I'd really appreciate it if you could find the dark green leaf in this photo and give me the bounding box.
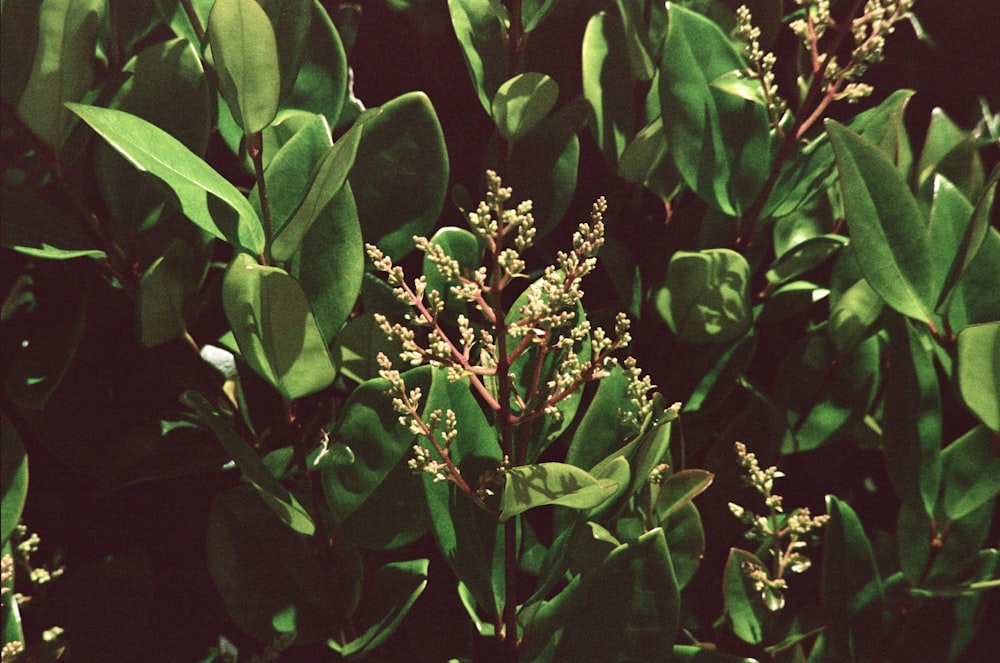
[653,469,713,523]
[956,322,1000,432]
[492,72,559,142]
[565,364,637,472]
[826,119,935,326]
[723,548,767,645]
[672,645,759,662]
[662,502,706,589]
[941,425,1000,519]
[659,4,774,215]
[138,237,205,347]
[422,226,481,312]
[208,0,280,134]
[827,278,884,354]
[349,92,449,259]
[69,103,266,255]
[333,313,404,384]
[765,235,847,286]
[207,485,353,643]
[322,367,430,524]
[448,0,507,114]
[328,559,429,658]
[916,108,968,189]
[183,390,315,536]
[656,249,752,345]
[281,1,347,128]
[222,253,337,400]
[8,0,105,147]
[582,12,633,168]
[884,317,941,515]
[936,166,998,314]
[0,190,107,261]
[615,0,667,81]
[0,417,28,546]
[258,0,312,102]
[292,183,364,344]
[338,458,430,550]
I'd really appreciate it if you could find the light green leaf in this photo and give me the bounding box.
[1,417,28,546]
[826,119,935,326]
[208,0,281,135]
[222,253,337,400]
[582,12,633,168]
[956,322,1000,432]
[941,425,1000,520]
[500,462,619,521]
[68,103,265,255]
[656,249,752,345]
[349,92,449,260]
[422,226,481,312]
[270,109,375,261]
[11,0,105,148]
[492,72,559,142]
[183,391,315,536]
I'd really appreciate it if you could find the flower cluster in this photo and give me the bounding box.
[728,442,829,611]
[1,526,65,663]
[736,5,787,129]
[367,171,655,503]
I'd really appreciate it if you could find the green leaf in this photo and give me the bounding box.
[723,548,767,645]
[826,119,935,326]
[615,0,667,81]
[618,116,683,201]
[337,458,430,550]
[884,317,941,515]
[448,0,507,114]
[916,108,968,189]
[500,462,618,521]
[653,469,714,523]
[293,183,365,344]
[138,237,204,347]
[0,190,107,261]
[349,92,449,259]
[672,645,759,662]
[659,4,774,215]
[662,502,706,590]
[1,538,24,651]
[422,226,482,312]
[270,109,374,261]
[207,485,354,644]
[827,278,884,354]
[956,322,1000,432]
[941,425,1000,520]
[565,364,638,471]
[936,167,998,314]
[582,12,633,168]
[333,313,404,384]
[327,559,429,658]
[821,495,886,662]
[68,103,265,255]
[322,367,431,524]
[182,390,315,536]
[208,0,280,135]
[258,0,312,103]
[281,1,347,129]
[656,249,752,345]
[8,0,105,148]
[946,227,1000,330]
[1,417,28,546]
[765,235,847,286]
[222,253,337,400]
[492,72,559,142]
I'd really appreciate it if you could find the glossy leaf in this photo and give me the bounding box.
[656,249,752,345]
[328,559,429,658]
[208,0,280,135]
[281,1,347,128]
[653,469,714,523]
[322,367,431,524]
[659,4,773,215]
[69,103,266,255]
[500,462,618,521]
[349,92,449,259]
[828,278,884,354]
[765,235,847,286]
[222,253,337,400]
[0,417,28,546]
[448,0,507,114]
[821,495,886,662]
[884,317,941,515]
[422,226,481,312]
[207,485,352,643]
[492,72,559,142]
[270,109,373,261]
[10,0,105,148]
[582,11,633,168]
[941,425,1000,520]
[182,390,315,536]
[956,322,1000,432]
[723,548,767,645]
[826,119,935,326]
[293,183,365,344]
